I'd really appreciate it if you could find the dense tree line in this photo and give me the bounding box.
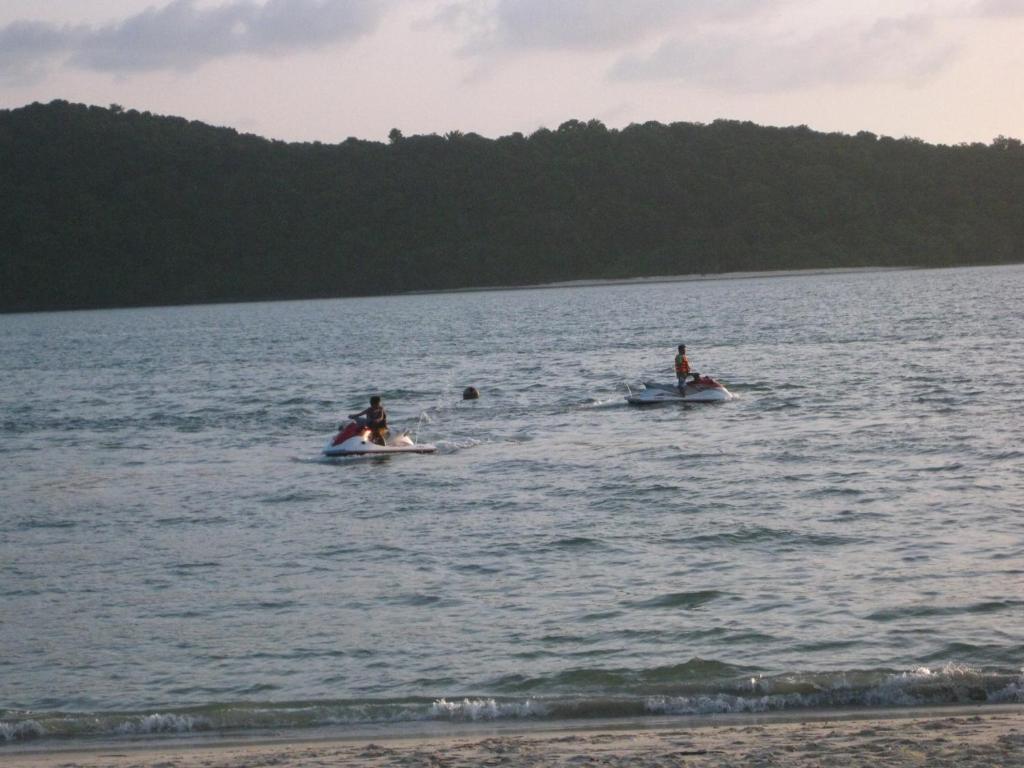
[2,100,1023,312]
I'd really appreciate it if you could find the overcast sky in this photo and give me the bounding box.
[1,0,1022,145]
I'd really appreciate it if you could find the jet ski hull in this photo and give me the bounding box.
[625,379,734,404]
[323,441,437,456]
[323,423,436,456]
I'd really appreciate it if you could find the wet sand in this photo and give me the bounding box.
[4,707,1023,767]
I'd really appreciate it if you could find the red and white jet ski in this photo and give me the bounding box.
[323,421,436,457]
[625,376,735,404]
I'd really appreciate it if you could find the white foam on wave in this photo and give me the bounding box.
[579,396,623,409]
[0,719,45,742]
[647,664,1024,715]
[646,693,790,716]
[115,713,211,735]
[990,678,1024,703]
[435,437,484,451]
[429,698,546,720]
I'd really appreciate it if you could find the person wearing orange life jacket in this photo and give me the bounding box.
[674,344,700,391]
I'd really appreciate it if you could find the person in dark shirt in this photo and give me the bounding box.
[348,395,388,445]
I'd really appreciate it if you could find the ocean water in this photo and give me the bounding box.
[2,265,1023,745]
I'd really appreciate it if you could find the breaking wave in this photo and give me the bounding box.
[3,663,1021,745]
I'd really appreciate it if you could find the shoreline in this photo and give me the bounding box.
[405,265,916,296]
[4,705,1023,767]
[9,263,1017,314]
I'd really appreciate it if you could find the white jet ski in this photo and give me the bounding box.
[625,376,735,405]
[323,421,436,456]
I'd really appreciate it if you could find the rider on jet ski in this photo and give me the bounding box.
[674,345,699,391]
[348,395,388,445]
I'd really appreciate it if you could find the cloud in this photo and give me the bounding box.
[973,0,1024,15]
[0,20,86,83]
[437,0,767,53]
[0,0,383,78]
[611,14,958,91]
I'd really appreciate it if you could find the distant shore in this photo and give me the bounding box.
[408,265,915,296]
[4,706,1022,767]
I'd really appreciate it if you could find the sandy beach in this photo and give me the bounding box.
[4,708,1023,768]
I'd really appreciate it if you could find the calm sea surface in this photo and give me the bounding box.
[2,265,1023,744]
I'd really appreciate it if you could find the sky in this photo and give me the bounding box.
[1,0,1023,145]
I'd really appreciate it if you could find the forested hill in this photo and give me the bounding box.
[3,100,1024,312]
